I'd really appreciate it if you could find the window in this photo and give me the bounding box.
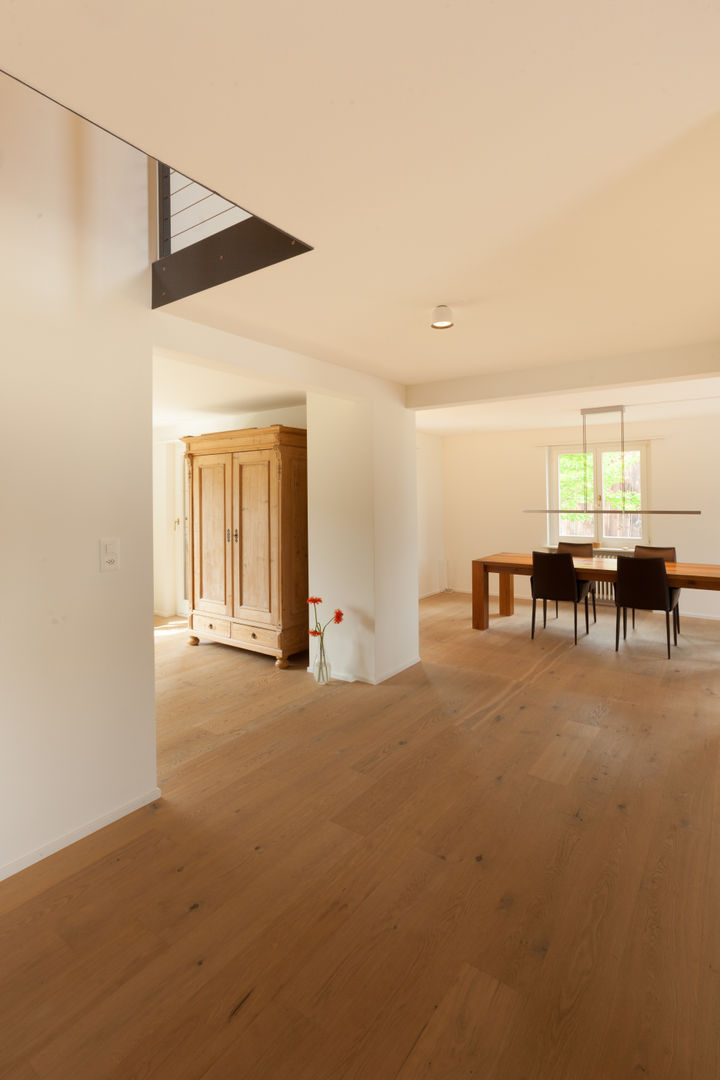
[547,442,649,547]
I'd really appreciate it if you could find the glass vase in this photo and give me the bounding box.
[313,639,331,684]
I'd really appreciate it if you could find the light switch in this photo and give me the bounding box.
[100,537,120,572]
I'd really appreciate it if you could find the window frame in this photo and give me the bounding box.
[547,440,650,548]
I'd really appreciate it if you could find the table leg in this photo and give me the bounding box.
[472,561,489,630]
[499,572,515,616]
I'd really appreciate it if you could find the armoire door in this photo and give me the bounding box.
[192,454,233,617]
[232,449,279,625]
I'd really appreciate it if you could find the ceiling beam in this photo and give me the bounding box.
[406,341,720,410]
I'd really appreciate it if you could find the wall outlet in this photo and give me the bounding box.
[100,537,120,572]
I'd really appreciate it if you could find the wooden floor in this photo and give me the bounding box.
[3,595,720,1079]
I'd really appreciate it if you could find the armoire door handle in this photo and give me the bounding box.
[226,528,231,542]
[234,529,239,542]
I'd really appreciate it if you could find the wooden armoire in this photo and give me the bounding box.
[182,426,308,667]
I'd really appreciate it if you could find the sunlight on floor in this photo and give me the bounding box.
[153,618,188,638]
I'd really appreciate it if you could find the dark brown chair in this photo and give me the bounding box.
[557,541,597,624]
[531,551,591,645]
[614,555,680,659]
[633,545,680,635]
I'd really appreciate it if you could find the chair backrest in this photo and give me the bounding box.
[531,551,578,602]
[557,541,594,557]
[634,544,677,563]
[615,555,670,610]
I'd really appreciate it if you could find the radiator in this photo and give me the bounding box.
[594,552,616,602]
[594,547,634,603]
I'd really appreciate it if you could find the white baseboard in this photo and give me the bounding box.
[0,787,162,883]
[372,656,422,684]
[353,656,421,685]
[306,665,358,683]
[305,656,422,686]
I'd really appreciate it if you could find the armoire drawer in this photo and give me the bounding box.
[231,623,281,650]
[192,615,231,638]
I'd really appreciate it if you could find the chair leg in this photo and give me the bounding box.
[632,607,635,629]
[584,593,589,635]
[623,607,627,639]
[531,597,536,639]
[675,606,680,635]
[591,588,596,623]
[673,608,678,646]
[573,603,578,645]
[543,599,547,628]
[615,606,620,651]
[555,601,559,620]
[665,610,671,659]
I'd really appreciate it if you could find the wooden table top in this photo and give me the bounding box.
[473,553,720,591]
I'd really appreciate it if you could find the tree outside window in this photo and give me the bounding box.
[552,443,647,546]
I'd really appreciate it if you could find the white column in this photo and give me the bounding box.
[307,392,419,683]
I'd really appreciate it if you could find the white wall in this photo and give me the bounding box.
[153,403,308,446]
[307,392,419,683]
[152,316,421,683]
[372,399,420,681]
[152,441,179,617]
[416,431,447,597]
[442,429,548,599]
[438,415,720,617]
[154,385,420,679]
[306,394,376,681]
[0,78,158,879]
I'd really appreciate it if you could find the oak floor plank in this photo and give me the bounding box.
[1,918,163,1076]
[586,730,720,1079]
[280,852,497,1080]
[3,1065,41,1080]
[394,962,520,1079]
[332,741,478,839]
[527,719,599,785]
[0,804,167,918]
[30,821,359,1079]
[690,748,720,1080]
[489,735,675,1079]
[196,999,327,1080]
[2,599,720,1079]
[99,822,360,1080]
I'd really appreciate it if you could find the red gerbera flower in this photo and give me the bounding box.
[333,610,344,624]
[308,628,321,636]
[307,596,322,605]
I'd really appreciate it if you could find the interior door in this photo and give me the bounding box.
[232,449,279,625]
[192,453,233,617]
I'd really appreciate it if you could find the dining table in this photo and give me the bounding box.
[472,552,720,630]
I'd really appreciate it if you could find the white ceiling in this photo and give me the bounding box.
[153,350,720,436]
[153,349,305,430]
[414,376,720,434]
[3,0,720,393]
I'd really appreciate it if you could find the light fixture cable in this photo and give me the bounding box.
[524,404,700,516]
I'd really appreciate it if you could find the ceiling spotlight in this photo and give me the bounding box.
[430,305,453,330]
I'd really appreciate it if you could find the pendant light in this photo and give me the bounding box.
[524,404,700,516]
